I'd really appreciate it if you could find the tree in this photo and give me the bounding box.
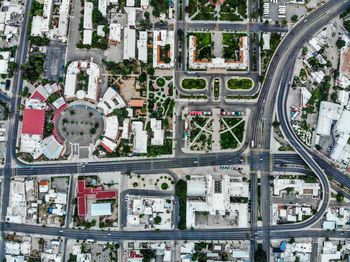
[336,39,346,49]
[7,61,17,77]
[140,249,155,262]
[161,182,168,190]
[176,180,187,230]
[330,92,338,103]
[272,121,280,128]
[138,72,147,83]
[20,86,29,97]
[29,36,50,46]
[291,15,298,23]
[336,192,344,202]
[31,0,44,16]
[154,216,162,224]
[254,244,267,262]
[344,20,350,33]
[92,8,107,26]
[112,108,128,119]
[21,53,46,83]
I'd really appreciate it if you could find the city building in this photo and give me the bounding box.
[6,178,27,223]
[153,30,175,68]
[98,0,107,17]
[150,118,164,146]
[315,101,342,136]
[126,7,136,27]
[272,204,313,224]
[131,121,147,154]
[276,241,312,262]
[56,0,70,41]
[0,51,11,74]
[323,207,350,230]
[321,241,341,262]
[126,195,174,229]
[100,137,118,153]
[273,178,320,197]
[19,99,47,159]
[124,27,136,60]
[104,115,119,141]
[188,33,248,70]
[186,174,249,228]
[180,241,250,262]
[31,0,53,36]
[64,60,101,102]
[137,31,148,63]
[77,179,117,218]
[97,87,126,115]
[109,23,122,44]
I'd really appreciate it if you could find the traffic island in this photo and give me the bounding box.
[226,77,254,90]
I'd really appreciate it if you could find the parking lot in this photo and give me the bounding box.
[44,41,66,81]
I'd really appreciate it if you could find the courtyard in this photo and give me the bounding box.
[57,104,104,146]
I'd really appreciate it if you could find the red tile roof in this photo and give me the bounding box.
[77,180,117,217]
[22,109,46,136]
[39,180,49,186]
[30,90,46,102]
[128,99,145,107]
[101,141,113,153]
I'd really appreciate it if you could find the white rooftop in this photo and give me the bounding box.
[316,101,342,136]
[104,115,119,141]
[83,2,93,30]
[137,31,148,63]
[91,203,112,216]
[109,23,121,43]
[123,27,136,60]
[132,121,147,154]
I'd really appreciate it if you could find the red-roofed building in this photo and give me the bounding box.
[22,109,46,136]
[128,99,145,108]
[129,251,143,259]
[77,180,117,218]
[101,142,113,153]
[30,90,46,102]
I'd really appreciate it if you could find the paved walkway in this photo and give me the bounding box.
[213,31,222,58]
[212,108,221,151]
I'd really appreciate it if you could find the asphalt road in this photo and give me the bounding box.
[0,0,32,259]
[2,222,350,241]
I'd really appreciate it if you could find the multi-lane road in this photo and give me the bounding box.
[2,222,350,241]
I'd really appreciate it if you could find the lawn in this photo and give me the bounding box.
[214,78,220,98]
[148,77,175,118]
[188,0,247,21]
[181,78,207,89]
[189,0,216,20]
[227,78,254,90]
[219,0,247,21]
[222,33,246,61]
[220,119,245,149]
[220,131,239,149]
[194,33,212,60]
[223,118,241,127]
